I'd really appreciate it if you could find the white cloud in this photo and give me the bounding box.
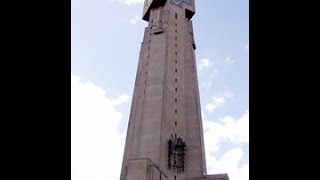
[203,110,249,153]
[112,0,144,6]
[206,70,218,91]
[225,56,235,64]
[203,110,249,180]
[198,58,212,71]
[71,75,129,180]
[112,94,130,106]
[129,16,140,24]
[206,96,225,112]
[206,89,234,113]
[206,148,249,180]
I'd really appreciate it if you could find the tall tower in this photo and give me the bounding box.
[120,1,228,180]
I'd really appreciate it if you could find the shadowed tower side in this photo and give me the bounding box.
[120,1,229,180]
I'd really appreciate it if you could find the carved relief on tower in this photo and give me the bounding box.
[168,135,186,173]
[150,7,169,35]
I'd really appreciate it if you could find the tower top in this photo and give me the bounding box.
[142,0,195,21]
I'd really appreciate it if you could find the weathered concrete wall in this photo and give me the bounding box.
[120,1,227,180]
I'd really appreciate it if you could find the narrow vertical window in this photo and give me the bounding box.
[175,121,177,126]
[175,52,177,55]
[175,29,177,33]
[175,109,177,114]
[175,44,177,47]
[175,23,177,26]
[175,60,177,64]
[175,36,177,40]
[175,88,177,92]
[175,69,177,73]
[175,98,177,103]
[175,78,177,82]
[175,13,178,19]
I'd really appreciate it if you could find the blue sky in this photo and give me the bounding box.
[71,0,248,180]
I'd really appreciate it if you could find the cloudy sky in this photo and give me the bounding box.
[71,0,248,180]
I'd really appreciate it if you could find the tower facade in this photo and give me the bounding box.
[120,1,228,180]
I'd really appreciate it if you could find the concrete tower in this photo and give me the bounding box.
[120,1,229,180]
